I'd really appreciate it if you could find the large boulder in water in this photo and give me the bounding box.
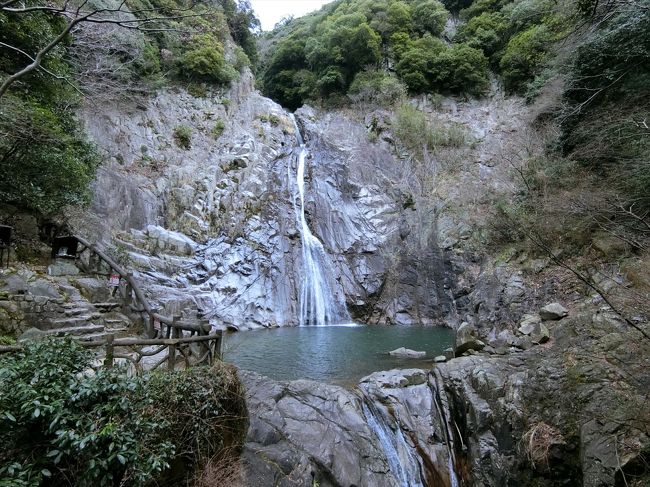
[389,347,426,358]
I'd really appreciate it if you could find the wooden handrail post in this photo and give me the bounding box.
[105,334,114,369]
[215,332,223,361]
[168,342,176,371]
[167,314,181,370]
[122,273,133,313]
[148,313,156,338]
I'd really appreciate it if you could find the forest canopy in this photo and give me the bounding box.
[257,0,570,109]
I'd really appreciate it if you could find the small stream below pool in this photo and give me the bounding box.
[222,325,454,385]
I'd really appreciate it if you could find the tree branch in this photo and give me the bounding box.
[0,3,202,99]
[0,41,83,96]
[0,10,92,98]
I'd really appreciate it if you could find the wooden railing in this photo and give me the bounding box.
[0,332,223,372]
[75,235,211,338]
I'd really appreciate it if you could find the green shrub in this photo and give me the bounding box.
[178,34,235,85]
[459,0,509,19]
[348,69,407,105]
[173,125,192,149]
[187,82,208,98]
[412,0,449,36]
[0,338,247,486]
[0,95,99,216]
[394,104,469,160]
[455,12,509,58]
[431,43,490,95]
[394,103,431,156]
[500,24,553,92]
[212,119,226,139]
[233,45,251,72]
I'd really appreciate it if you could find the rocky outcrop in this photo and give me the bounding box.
[240,308,649,487]
[240,371,399,487]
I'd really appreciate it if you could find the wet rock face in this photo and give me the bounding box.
[240,371,398,487]
[83,82,457,327]
[295,107,456,325]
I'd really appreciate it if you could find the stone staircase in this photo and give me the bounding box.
[42,299,129,341]
[0,267,136,343]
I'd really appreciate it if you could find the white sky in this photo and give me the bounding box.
[250,0,334,31]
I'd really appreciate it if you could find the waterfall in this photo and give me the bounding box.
[290,116,350,327]
[431,369,461,487]
[361,401,425,487]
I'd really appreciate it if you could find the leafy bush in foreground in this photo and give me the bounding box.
[0,338,247,486]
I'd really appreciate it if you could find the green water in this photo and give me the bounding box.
[222,325,454,385]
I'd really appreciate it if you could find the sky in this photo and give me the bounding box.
[250,0,334,31]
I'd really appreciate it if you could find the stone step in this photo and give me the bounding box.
[94,302,121,312]
[45,323,105,337]
[64,307,95,317]
[72,328,128,342]
[105,318,130,327]
[50,314,100,328]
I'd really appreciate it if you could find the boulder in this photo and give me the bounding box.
[530,322,550,344]
[497,329,519,346]
[443,347,455,360]
[540,303,568,321]
[434,355,447,363]
[388,347,426,358]
[2,274,28,293]
[18,327,47,342]
[455,321,485,354]
[504,274,526,304]
[71,277,111,303]
[28,279,61,299]
[47,260,80,276]
[518,313,541,335]
[240,371,398,487]
[592,231,629,257]
[146,225,197,256]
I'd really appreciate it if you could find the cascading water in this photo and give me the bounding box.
[290,116,350,326]
[361,401,425,487]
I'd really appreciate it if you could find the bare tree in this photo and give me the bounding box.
[0,0,197,99]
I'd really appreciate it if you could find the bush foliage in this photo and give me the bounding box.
[0,338,247,486]
[259,0,491,109]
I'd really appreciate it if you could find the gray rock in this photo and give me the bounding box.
[540,303,568,321]
[240,371,397,487]
[443,347,455,360]
[389,347,426,358]
[518,313,541,335]
[434,355,447,362]
[530,322,550,344]
[47,260,80,276]
[28,279,61,299]
[496,329,519,346]
[18,327,47,342]
[2,274,29,294]
[591,231,629,257]
[455,321,485,354]
[146,225,197,255]
[71,277,110,303]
